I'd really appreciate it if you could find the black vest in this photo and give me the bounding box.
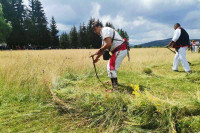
[174,28,190,48]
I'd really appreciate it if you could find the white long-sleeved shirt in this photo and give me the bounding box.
[172,27,181,42]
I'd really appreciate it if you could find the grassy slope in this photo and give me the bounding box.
[0,48,200,132]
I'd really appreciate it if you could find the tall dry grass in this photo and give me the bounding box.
[0,48,199,100]
[122,48,198,70]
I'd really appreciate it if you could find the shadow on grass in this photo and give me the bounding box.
[171,70,200,73]
[177,70,200,74]
[189,61,200,66]
[191,70,200,73]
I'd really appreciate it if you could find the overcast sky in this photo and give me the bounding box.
[23,0,200,45]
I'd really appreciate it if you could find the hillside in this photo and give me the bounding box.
[140,38,200,47]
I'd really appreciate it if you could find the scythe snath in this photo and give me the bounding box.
[90,55,108,90]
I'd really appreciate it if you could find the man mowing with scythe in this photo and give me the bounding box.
[165,23,192,73]
[91,21,129,92]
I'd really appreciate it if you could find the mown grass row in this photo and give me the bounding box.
[54,59,200,132]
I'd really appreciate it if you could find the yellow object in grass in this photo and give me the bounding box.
[134,85,140,92]
[131,84,140,97]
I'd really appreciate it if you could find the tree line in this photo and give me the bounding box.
[0,0,129,49]
[60,19,129,49]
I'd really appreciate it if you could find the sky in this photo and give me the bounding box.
[23,0,200,45]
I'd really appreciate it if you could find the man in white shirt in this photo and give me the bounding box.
[196,41,200,53]
[191,40,198,52]
[166,23,191,73]
[91,21,128,91]
[194,41,199,52]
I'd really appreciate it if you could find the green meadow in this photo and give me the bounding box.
[0,48,200,132]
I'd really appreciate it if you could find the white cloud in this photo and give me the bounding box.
[125,17,174,44]
[90,3,175,45]
[57,23,71,32]
[184,10,200,22]
[101,15,112,25]
[22,0,78,23]
[140,0,162,10]
[132,17,146,27]
[90,2,128,28]
[112,15,129,29]
[91,2,101,18]
[133,0,196,9]
[187,29,200,39]
[91,2,112,26]
[130,30,170,45]
[129,38,154,45]
[44,4,77,23]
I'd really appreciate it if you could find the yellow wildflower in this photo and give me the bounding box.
[132,91,140,97]
[134,85,140,92]
[132,91,137,95]
[130,84,134,89]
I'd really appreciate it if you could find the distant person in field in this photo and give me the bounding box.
[91,21,128,91]
[165,23,191,73]
[196,41,200,53]
[191,40,196,52]
[194,40,199,53]
[190,40,193,52]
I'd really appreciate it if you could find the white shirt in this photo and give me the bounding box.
[172,27,181,42]
[100,27,124,52]
[195,41,200,46]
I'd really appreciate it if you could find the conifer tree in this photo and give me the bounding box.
[1,0,26,48]
[117,28,129,42]
[0,3,12,43]
[0,0,14,23]
[23,6,33,48]
[69,26,78,48]
[60,32,70,49]
[79,23,87,48]
[29,0,50,48]
[50,16,59,48]
[105,22,114,29]
[87,18,101,48]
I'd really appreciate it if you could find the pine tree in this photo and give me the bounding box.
[124,31,129,41]
[23,6,33,48]
[117,28,129,44]
[0,0,15,23]
[79,23,87,48]
[3,0,27,48]
[29,0,50,48]
[0,3,12,43]
[60,32,70,49]
[69,26,78,48]
[105,22,114,29]
[50,16,59,48]
[87,18,101,48]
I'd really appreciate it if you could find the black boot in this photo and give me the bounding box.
[114,78,118,85]
[111,78,118,90]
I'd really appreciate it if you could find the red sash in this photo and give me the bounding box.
[110,43,127,70]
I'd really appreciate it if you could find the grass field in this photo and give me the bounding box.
[0,48,200,132]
